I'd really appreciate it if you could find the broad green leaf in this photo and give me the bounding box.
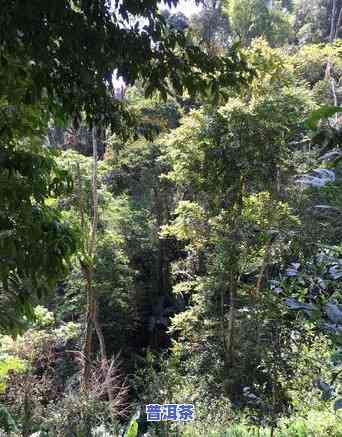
[125,420,138,437]
[305,106,342,130]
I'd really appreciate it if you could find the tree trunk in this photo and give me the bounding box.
[225,282,236,365]
[224,176,244,369]
[254,237,273,299]
[81,264,96,391]
[79,126,114,404]
[325,0,342,79]
[80,126,99,390]
[329,0,337,42]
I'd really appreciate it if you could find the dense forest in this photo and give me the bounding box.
[1,0,342,436]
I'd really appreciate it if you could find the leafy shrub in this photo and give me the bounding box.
[291,43,342,86]
[0,355,26,394]
[181,410,342,436]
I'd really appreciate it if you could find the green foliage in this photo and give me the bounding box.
[54,149,166,362]
[291,43,342,86]
[0,356,26,394]
[289,42,342,108]
[0,312,83,435]
[0,144,77,333]
[0,0,250,131]
[0,55,78,333]
[189,2,230,56]
[0,0,252,336]
[224,0,293,47]
[126,420,139,437]
[182,410,342,436]
[306,105,342,130]
[38,393,121,436]
[293,0,333,44]
[0,404,17,434]
[33,306,55,328]
[2,1,342,434]
[149,41,340,434]
[164,44,314,205]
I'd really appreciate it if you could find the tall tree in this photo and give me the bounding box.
[189,0,230,56]
[224,0,293,47]
[161,42,315,404]
[294,0,342,44]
